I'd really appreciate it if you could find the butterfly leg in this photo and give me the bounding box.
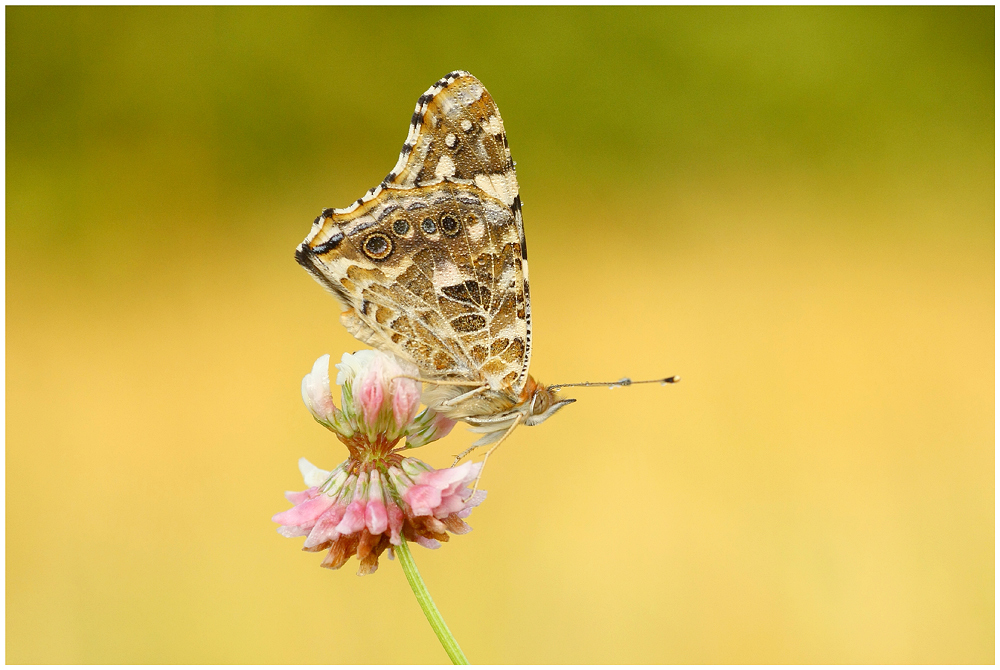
[463,417,522,501]
[451,442,481,467]
[452,414,520,466]
[438,384,490,409]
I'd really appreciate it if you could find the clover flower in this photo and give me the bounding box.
[273,351,486,575]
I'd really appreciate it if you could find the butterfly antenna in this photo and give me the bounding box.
[548,375,680,391]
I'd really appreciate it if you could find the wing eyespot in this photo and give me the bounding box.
[363,233,394,261]
[392,219,411,236]
[440,213,461,238]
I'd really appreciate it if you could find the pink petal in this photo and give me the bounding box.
[391,377,421,427]
[457,490,488,517]
[403,484,443,517]
[417,461,475,490]
[430,414,457,440]
[365,471,389,534]
[466,489,487,507]
[304,504,347,548]
[365,499,388,535]
[433,493,468,518]
[356,367,385,427]
[277,524,311,538]
[335,500,367,535]
[272,493,336,526]
[285,486,319,505]
[414,535,441,550]
[387,502,405,545]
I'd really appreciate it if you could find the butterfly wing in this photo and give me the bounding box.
[296,72,532,394]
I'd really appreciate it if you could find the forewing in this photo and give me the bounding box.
[296,71,532,393]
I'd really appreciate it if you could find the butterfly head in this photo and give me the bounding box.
[520,375,576,427]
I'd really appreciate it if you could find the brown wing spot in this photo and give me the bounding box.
[481,359,507,377]
[410,340,434,363]
[437,295,472,319]
[441,282,473,303]
[347,265,388,282]
[420,309,449,333]
[502,371,519,387]
[390,315,412,331]
[477,286,492,310]
[375,306,393,325]
[451,314,487,333]
[401,319,442,362]
[500,337,525,363]
[397,263,434,302]
[470,345,488,364]
[433,351,456,371]
[340,277,356,293]
[442,280,491,308]
[490,337,511,356]
[501,242,519,274]
[491,292,517,332]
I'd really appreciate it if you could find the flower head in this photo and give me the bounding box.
[274,351,480,575]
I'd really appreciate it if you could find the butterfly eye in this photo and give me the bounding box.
[363,233,393,261]
[440,214,462,238]
[421,217,437,234]
[392,219,410,236]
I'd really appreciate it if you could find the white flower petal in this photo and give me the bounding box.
[298,457,330,488]
[301,354,336,423]
[335,350,376,387]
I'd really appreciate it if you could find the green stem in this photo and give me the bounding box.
[395,541,470,665]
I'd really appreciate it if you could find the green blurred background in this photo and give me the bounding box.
[7,6,993,663]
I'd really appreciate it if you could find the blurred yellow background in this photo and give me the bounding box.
[7,7,993,664]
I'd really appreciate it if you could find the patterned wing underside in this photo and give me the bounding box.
[296,72,532,394]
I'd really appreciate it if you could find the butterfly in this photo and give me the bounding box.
[295,71,677,476]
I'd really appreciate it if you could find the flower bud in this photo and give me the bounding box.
[301,355,338,427]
